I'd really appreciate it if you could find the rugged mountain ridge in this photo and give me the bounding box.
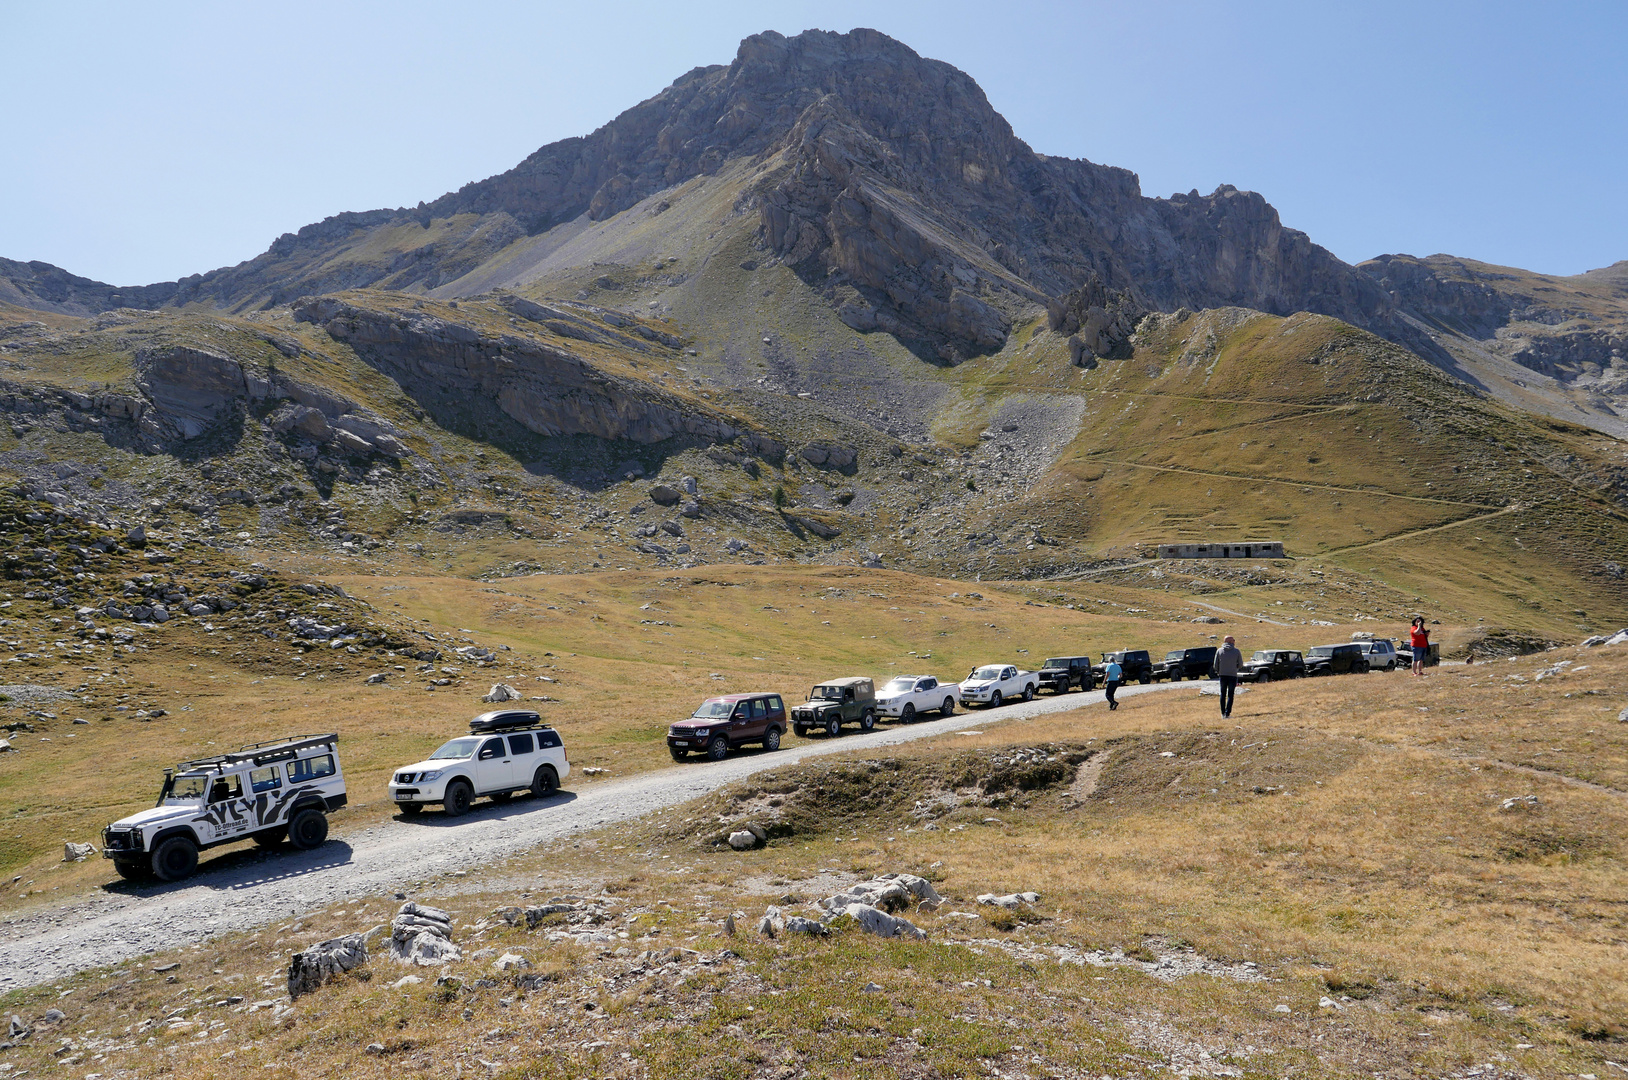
[2,29,1394,364]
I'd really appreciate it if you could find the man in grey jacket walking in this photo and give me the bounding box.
[1213,635,1242,719]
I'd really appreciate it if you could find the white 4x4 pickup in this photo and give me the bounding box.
[101,733,345,882]
[388,710,569,817]
[875,674,957,722]
[958,664,1036,708]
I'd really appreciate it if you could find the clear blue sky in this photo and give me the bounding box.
[4,0,1623,286]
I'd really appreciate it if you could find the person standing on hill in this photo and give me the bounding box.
[1213,635,1242,719]
[1410,617,1431,676]
[1104,657,1123,711]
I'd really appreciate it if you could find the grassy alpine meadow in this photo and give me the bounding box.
[0,557,1274,909]
[1,643,1623,1078]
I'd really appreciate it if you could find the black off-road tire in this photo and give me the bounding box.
[826,716,842,737]
[253,827,287,848]
[941,696,955,717]
[990,690,1003,709]
[1138,671,1151,685]
[150,836,199,882]
[860,709,876,732]
[443,781,474,817]
[399,802,425,815]
[531,765,559,798]
[669,746,689,762]
[706,735,729,761]
[1021,685,1034,702]
[793,725,807,738]
[1258,672,1272,684]
[901,703,916,724]
[287,808,329,850]
[1386,661,1397,672]
[112,859,149,882]
[764,727,782,751]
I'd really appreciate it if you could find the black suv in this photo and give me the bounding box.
[1151,647,1218,682]
[1240,649,1306,682]
[1037,656,1097,694]
[1093,650,1153,685]
[1305,643,1369,676]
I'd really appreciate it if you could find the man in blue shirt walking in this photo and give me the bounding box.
[1104,657,1123,711]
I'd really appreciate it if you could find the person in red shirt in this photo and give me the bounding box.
[1409,617,1431,676]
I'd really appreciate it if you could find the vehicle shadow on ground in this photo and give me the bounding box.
[97,840,359,897]
[392,789,579,825]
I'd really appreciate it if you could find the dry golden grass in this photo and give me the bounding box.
[3,645,1623,1078]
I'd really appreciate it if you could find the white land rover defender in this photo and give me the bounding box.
[388,710,569,817]
[101,734,346,882]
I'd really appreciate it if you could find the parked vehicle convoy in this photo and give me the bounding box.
[875,675,956,722]
[102,733,346,882]
[1305,643,1370,676]
[791,678,876,736]
[1036,656,1097,694]
[389,711,569,815]
[1353,639,1400,671]
[1093,650,1153,685]
[958,664,1037,708]
[669,693,787,758]
[1151,647,1218,682]
[1239,649,1306,682]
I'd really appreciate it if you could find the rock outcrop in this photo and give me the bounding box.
[293,297,739,446]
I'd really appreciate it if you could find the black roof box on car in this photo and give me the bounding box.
[469,710,547,733]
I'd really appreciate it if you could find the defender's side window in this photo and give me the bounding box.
[508,733,535,756]
[289,754,336,783]
[249,766,282,793]
[477,739,506,761]
[209,775,243,803]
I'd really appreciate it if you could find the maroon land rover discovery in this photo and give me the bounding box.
[667,693,786,762]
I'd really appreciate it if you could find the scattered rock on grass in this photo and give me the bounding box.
[287,933,368,999]
[390,902,461,966]
[977,891,1041,909]
[62,842,95,862]
[482,683,520,703]
[1499,795,1540,812]
[833,903,926,940]
[817,873,940,914]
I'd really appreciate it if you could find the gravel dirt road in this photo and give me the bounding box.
[0,681,1189,989]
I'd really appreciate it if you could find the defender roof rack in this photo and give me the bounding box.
[177,733,339,773]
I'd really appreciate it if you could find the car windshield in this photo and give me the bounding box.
[1250,651,1276,662]
[882,677,915,692]
[1308,646,1335,657]
[165,774,208,802]
[691,699,735,719]
[1042,658,1070,668]
[970,665,1003,680]
[810,685,845,700]
[430,737,481,760]
[1164,651,1184,661]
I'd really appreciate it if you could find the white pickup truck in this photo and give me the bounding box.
[957,664,1036,709]
[875,674,957,722]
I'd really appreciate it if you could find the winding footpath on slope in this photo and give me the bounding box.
[0,682,1188,991]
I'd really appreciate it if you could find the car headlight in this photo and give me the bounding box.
[694,728,709,737]
[418,769,443,782]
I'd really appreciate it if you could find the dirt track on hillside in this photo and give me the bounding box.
[0,682,1189,990]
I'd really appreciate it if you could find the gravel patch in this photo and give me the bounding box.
[0,684,78,708]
